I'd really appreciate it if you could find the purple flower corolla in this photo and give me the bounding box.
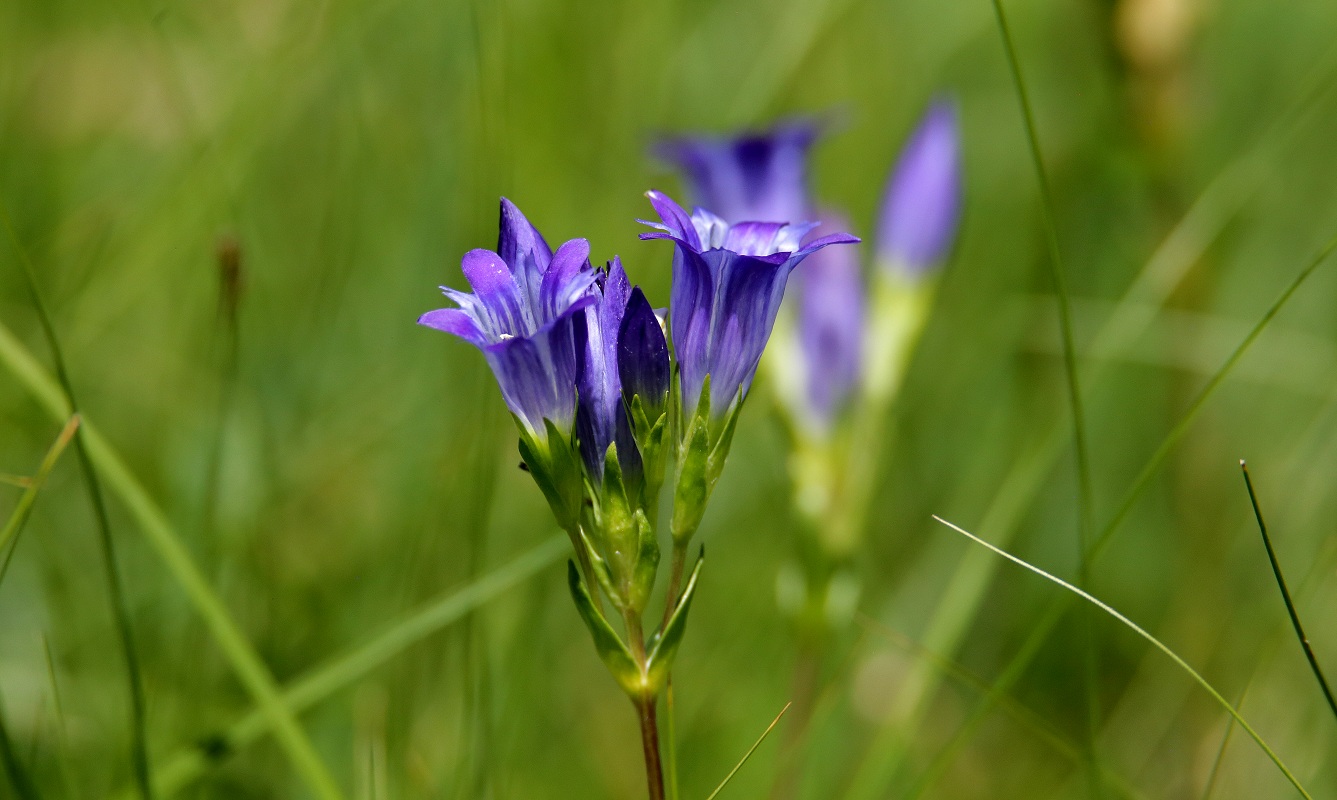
[876,98,963,275]
[795,214,865,429]
[639,191,859,419]
[657,120,818,226]
[418,198,598,440]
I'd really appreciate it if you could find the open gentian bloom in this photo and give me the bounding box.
[656,119,818,226]
[639,191,859,419]
[794,214,865,430]
[876,98,963,276]
[418,198,598,442]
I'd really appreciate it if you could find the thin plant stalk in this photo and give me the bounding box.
[1239,461,1337,720]
[704,702,791,800]
[849,32,1337,799]
[1,206,155,800]
[0,416,80,580]
[990,1,1104,792]
[0,319,344,800]
[933,515,1313,799]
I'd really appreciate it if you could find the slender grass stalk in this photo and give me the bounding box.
[932,515,1314,799]
[0,416,80,586]
[853,227,1337,797]
[856,615,1151,800]
[849,34,1337,798]
[665,682,680,800]
[2,207,154,800]
[42,635,81,800]
[1239,461,1337,721]
[137,534,566,797]
[989,2,1105,793]
[704,702,791,800]
[0,689,40,800]
[0,319,344,800]
[1200,684,1249,800]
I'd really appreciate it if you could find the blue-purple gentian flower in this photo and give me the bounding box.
[876,98,963,275]
[639,191,859,419]
[656,119,818,226]
[793,213,864,428]
[418,199,598,441]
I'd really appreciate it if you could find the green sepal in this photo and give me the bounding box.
[516,417,584,532]
[627,509,660,614]
[596,443,638,609]
[645,548,704,693]
[566,560,641,697]
[628,394,669,503]
[576,526,619,609]
[671,411,710,544]
[706,388,745,485]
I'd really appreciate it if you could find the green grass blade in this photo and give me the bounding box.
[1240,461,1337,720]
[2,205,154,800]
[932,515,1313,799]
[989,2,1103,791]
[1200,684,1249,800]
[703,702,791,800]
[0,320,344,800]
[857,615,1151,800]
[0,689,41,800]
[0,416,79,583]
[142,534,566,797]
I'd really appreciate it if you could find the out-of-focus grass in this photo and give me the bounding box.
[2,0,1337,798]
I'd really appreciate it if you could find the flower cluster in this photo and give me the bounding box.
[419,195,856,725]
[659,100,963,631]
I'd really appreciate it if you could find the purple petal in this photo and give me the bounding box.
[876,97,963,274]
[418,308,486,346]
[497,197,554,270]
[461,248,528,335]
[644,190,701,250]
[540,238,594,321]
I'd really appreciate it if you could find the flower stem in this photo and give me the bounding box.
[635,696,666,800]
[660,541,689,629]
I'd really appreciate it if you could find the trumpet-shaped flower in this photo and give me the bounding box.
[639,191,858,419]
[656,119,818,225]
[418,198,599,441]
[876,98,963,275]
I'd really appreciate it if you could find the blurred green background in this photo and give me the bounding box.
[3,0,1337,797]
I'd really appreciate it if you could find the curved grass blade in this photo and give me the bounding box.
[0,320,343,800]
[1200,683,1249,800]
[138,534,566,798]
[1240,461,1337,721]
[703,702,791,800]
[856,615,1151,800]
[1,206,154,800]
[932,515,1313,799]
[0,416,79,586]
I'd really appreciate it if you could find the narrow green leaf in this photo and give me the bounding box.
[671,418,710,544]
[646,550,704,692]
[566,561,642,697]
